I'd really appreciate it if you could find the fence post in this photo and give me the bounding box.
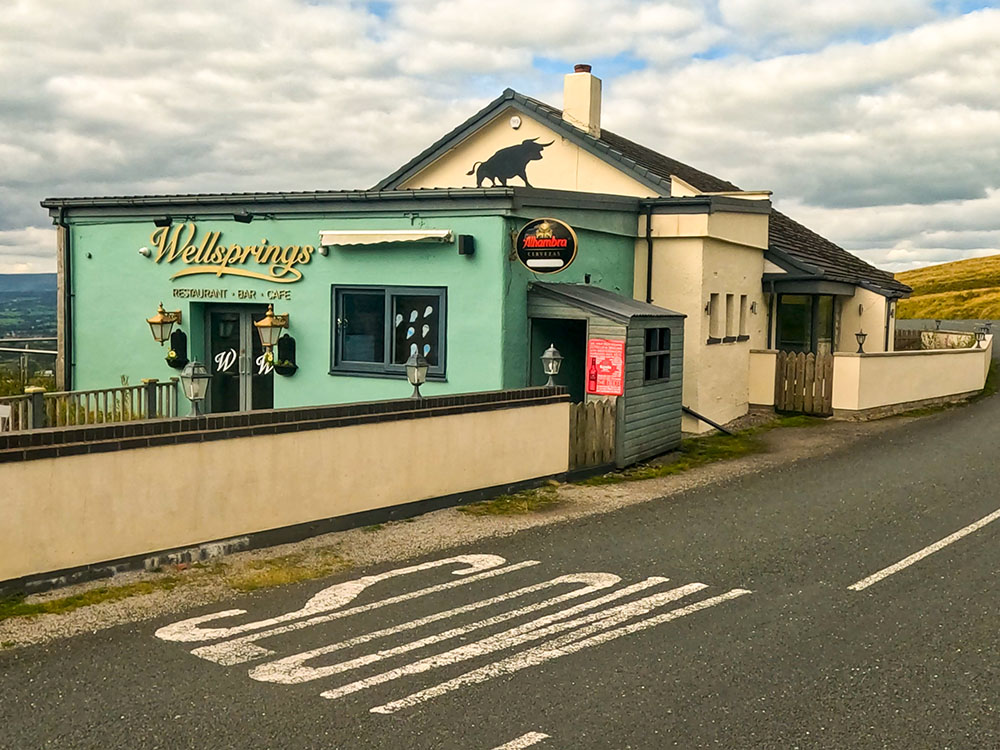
[24,386,45,430]
[142,378,159,419]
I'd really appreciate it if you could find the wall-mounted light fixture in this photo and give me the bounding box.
[233,210,254,224]
[858,303,864,316]
[704,300,712,315]
[855,330,867,354]
[975,328,987,348]
[749,301,758,315]
[146,302,182,345]
[153,216,173,228]
[138,246,151,257]
[253,304,289,351]
[317,245,329,256]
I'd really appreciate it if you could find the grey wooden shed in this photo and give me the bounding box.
[527,283,685,468]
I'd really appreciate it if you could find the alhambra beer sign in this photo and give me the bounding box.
[515,218,577,274]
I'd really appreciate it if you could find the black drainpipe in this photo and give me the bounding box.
[57,207,73,390]
[766,279,775,349]
[644,204,654,303]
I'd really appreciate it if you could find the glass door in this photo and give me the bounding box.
[206,305,274,413]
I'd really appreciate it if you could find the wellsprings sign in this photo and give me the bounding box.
[151,223,317,283]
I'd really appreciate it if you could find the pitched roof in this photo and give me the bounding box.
[377,88,909,296]
[531,282,684,322]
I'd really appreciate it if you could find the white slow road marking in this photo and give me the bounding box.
[319,579,696,702]
[848,505,1000,591]
[491,732,550,749]
[190,560,539,665]
[371,587,751,714]
[250,573,621,684]
[156,554,514,643]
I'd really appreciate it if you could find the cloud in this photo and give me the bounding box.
[0,0,996,279]
[0,227,56,274]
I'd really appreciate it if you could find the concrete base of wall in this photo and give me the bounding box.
[831,390,980,421]
[0,472,564,597]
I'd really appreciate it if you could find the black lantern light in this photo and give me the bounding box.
[855,330,867,354]
[253,304,289,351]
[179,360,211,416]
[146,302,182,345]
[541,343,563,387]
[405,352,429,399]
[975,328,987,348]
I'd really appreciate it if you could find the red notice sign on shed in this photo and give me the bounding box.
[586,338,625,396]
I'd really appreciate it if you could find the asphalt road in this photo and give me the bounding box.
[3,394,999,749]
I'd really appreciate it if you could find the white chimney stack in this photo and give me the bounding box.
[562,64,601,138]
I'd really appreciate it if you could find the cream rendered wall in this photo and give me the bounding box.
[837,287,891,353]
[1,402,569,582]
[695,237,767,428]
[748,350,777,406]
[831,337,991,412]
[633,212,767,432]
[400,109,656,198]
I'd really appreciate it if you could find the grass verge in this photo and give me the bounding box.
[221,549,352,593]
[457,486,562,517]
[0,576,182,623]
[578,412,828,487]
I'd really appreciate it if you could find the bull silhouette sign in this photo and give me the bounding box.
[466,137,553,187]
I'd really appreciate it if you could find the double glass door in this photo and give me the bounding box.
[206,306,274,413]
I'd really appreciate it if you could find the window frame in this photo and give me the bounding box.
[643,326,672,384]
[331,284,447,379]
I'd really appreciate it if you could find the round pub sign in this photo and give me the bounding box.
[515,217,578,274]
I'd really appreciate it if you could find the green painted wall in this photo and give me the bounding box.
[67,202,636,414]
[501,213,636,389]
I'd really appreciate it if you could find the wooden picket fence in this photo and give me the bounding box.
[569,399,617,470]
[774,351,833,416]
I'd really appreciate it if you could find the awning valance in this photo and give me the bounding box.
[319,229,452,247]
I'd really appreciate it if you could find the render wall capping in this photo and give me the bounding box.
[0,387,569,463]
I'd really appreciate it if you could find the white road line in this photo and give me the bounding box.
[250,573,620,684]
[156,554,512,643]
[371,588,750,714]
[321,579,696,702]
[190,560,540,665]
[491,732,550,749]
[848,506,1000,591]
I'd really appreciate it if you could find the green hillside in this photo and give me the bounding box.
[896,254,1000,319]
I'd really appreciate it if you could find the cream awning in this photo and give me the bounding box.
[318,229,453,247]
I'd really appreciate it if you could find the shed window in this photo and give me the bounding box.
[333,285,446,377]
[644,328,672,382]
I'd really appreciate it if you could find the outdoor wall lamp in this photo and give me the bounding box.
[138,246,151,257]
[179,360,211,417]
[855,330,867,354]
[233,210,254,223]
[146,303,182,345]
[253,304,289,351]
[540,343,564,387]
[975,329,987,348]
[749,301,758,315]
[405,352,429,399]
[153,216,173,228]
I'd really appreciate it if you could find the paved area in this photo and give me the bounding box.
[2,394,999,748]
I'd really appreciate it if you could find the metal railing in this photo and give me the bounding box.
[0,378,179,432]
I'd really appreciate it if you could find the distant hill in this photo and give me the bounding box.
[896,255,1000,319]
[0,273,56,293]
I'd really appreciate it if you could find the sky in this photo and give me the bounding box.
[1,0,998,275]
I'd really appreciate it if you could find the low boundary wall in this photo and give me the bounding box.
[749,337,992,417]
[1,388,569,591]
[831,336,991,416]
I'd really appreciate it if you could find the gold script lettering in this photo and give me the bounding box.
[150,224,314,284]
